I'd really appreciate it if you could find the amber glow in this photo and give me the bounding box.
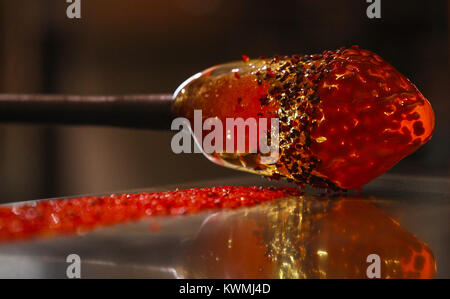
[173,47,435,190]
[182,196,436,279]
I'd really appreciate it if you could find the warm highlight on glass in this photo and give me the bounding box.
[173,47,435,190]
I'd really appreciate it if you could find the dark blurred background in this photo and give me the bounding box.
[0,0,448,203]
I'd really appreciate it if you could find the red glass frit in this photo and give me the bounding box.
[0,186,300,242]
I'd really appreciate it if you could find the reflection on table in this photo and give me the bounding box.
[182,195,436,278]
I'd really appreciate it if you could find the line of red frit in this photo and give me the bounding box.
[0,186,301,242]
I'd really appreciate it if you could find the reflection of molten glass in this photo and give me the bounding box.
[182,196,436,278]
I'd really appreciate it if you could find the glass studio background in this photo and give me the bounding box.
[0,0,448,203]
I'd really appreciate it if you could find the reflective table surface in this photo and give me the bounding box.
[0,174,448,278]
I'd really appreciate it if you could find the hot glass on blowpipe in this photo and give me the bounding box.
[171,46,434,190]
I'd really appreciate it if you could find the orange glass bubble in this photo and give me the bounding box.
[173,47,435,190]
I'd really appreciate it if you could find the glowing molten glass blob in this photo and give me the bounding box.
[173,47,435,190]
